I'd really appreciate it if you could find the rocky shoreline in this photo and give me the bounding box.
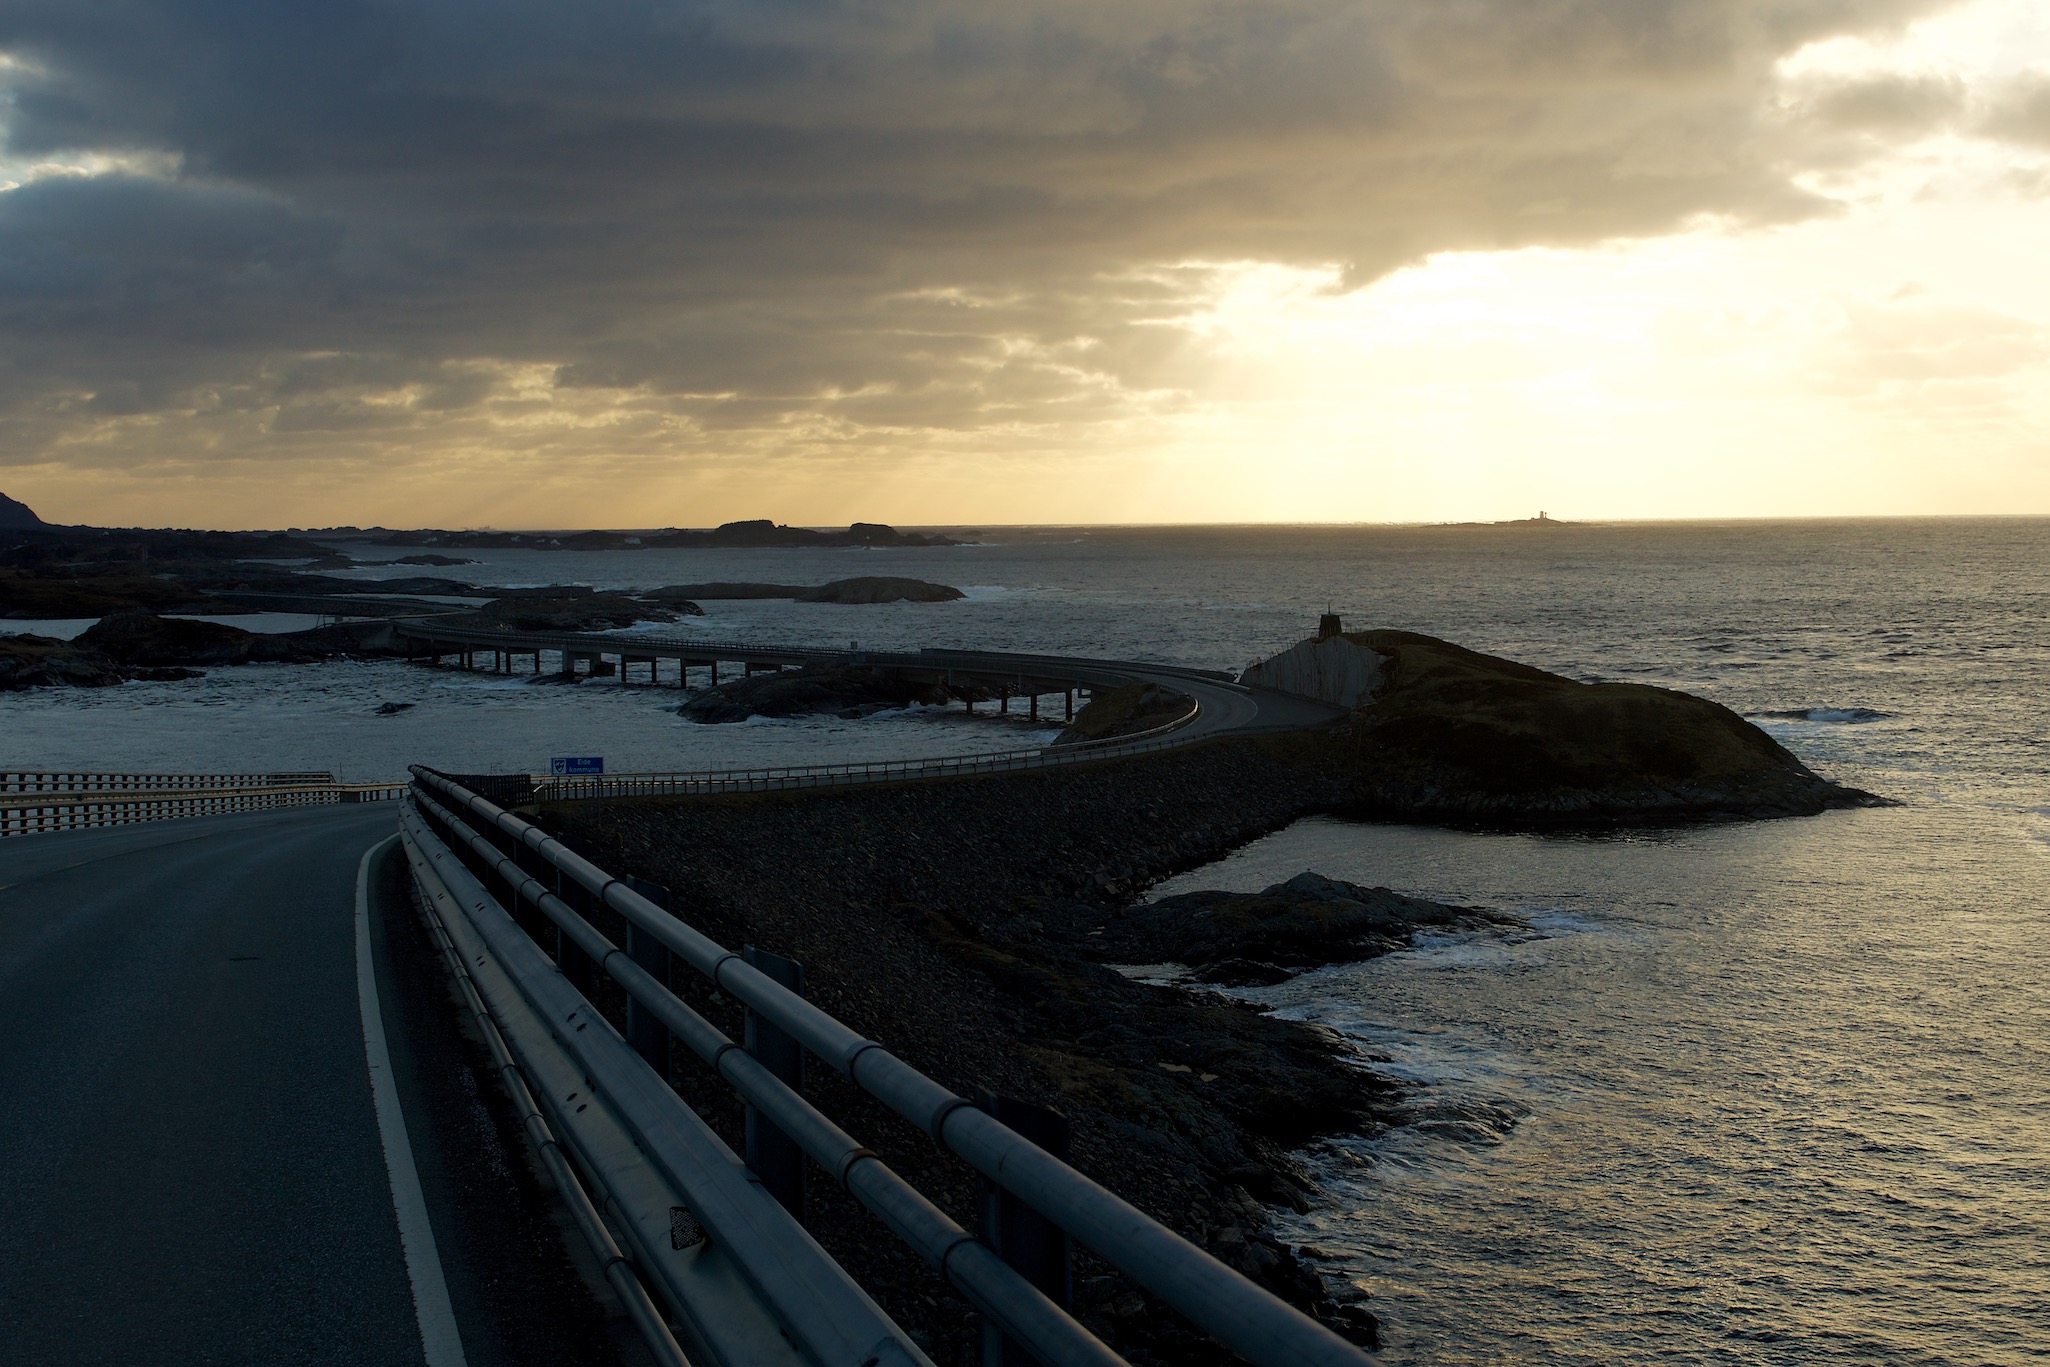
[505,631,1881,1360]
[517,740,1384,1363]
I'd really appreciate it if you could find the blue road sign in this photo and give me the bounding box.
[550,756,604,776]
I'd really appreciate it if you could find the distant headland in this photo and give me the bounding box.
[0,491,49,531]
[367,519,965,550]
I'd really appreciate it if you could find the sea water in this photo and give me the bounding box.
[6,518,2047,1361]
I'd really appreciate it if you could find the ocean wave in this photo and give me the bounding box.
[1753,706,1893,724]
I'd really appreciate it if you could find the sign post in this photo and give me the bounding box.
[549,757,605,777]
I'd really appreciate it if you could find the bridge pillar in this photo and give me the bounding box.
[624,877,674,1076]
[743,946,808,1223]
[979,1095,1073,1367]
[1030,691,1039,721]
[1065,689,1073,721]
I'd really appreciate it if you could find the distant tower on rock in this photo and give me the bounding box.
[1318,611,1343,640]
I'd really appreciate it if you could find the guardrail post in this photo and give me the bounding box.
[742,945,807,1222]
[979,1095,1074,1367]
[553,834,599,997]
[624,876,675,1075]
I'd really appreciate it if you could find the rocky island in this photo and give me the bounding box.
[647,576,965,604]
[1248,626,1875,822]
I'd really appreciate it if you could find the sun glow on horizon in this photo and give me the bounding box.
[6,0,2050,530]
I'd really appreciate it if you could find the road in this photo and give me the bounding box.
[0,634,1348,1362]
[0,806,643,1366]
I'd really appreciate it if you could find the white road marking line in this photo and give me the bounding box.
[356,835,469,1367]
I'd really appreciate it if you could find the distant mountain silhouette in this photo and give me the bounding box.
[0,491,48,530]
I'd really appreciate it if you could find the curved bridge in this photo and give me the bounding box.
[388,619,1349,774]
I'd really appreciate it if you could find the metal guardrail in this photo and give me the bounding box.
[0,779,409,837]
[0,769,336,794]
[532,701,1203,800]
[406,767,1374,1367]
[398,620,861,666]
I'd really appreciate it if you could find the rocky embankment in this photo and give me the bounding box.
[526,741,1377,1364]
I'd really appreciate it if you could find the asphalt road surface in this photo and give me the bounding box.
[0,805,643,1366]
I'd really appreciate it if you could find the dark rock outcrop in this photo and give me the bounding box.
[678,664,952,722]
[1073,871,1516,985]
[386,553,477,566]
[1054,680,1196,744]
[76,611,308,666]
[693,519,962,549]
[0,491,49,530]
[641,577,965,604]
[643,582,808,601]
[1,571,231,619]
[796,576,965,604]
[0,634,125,689]
[458,592,690,632]
[1321,629,1880,822]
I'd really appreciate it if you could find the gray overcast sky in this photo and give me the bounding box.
[3,0,2046,526]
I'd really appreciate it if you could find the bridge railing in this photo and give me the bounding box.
[0,769,336,794]
[391,620,1237,685]
[0,777,409,838]
[532,699,1203,801]
[395,619,854,664]
[404,767,1372,1367]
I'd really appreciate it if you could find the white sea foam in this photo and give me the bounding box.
[1752,706,1893,724]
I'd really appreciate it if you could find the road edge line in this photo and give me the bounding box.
[357,834,469,1367]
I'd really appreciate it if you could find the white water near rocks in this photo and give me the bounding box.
[6,518,2047,1360]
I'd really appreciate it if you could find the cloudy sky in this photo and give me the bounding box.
[2,0,2048,528]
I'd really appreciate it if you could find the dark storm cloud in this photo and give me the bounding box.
[0,0,1957,466]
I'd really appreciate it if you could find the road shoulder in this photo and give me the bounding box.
[365,837,653,1367]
